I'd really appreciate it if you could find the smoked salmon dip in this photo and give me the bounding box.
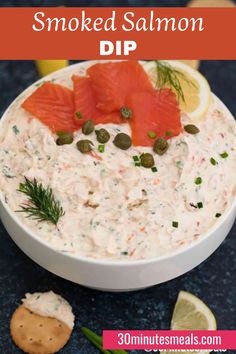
[0,61,235,261]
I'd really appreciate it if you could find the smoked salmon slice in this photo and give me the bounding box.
[126,89,181,146]
[87,61,154,114]
[21,62,181,146]
[72,75,123,125]
[22,82,79,133]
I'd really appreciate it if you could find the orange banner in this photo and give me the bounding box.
[0,7,235,59]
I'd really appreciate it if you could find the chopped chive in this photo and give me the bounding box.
[197,202,203,209]
[215,213,222,218]
[121,251,128,256]
[148,131,157,139]
[35,80,45,87]
[151,166,158,172]
[165,131,172,137]
[190,202,197,209]
[172,221,179,228]
[120,106,132,119]
[220,152,228,159]
[12,125,20,135]
[76,111,83,119]
[210,157,218,166]
[195,177,202,185]
[135,162,141,167]
[133,155,140,162]
[176,161,183,168]
[98,144,105,153]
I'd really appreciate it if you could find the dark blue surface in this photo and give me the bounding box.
[0,59,235,354]
[0,0,236,7]
[1,0,236,343]
[0,0,206,7]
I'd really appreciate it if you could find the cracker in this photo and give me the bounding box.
[179,60,200,70]
[10,305,72,354]
[187,0,235,7]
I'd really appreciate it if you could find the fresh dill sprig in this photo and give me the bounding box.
[17,177,65,225]
[155,60,193,102]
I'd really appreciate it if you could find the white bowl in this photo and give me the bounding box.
[0,62,235,292]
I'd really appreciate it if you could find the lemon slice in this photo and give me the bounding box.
[179,60,200,71]
[144,60,211,121]
[161,291,217,354]
[171,291,217,330]
[35,60,69,77]
[187,0,235,7]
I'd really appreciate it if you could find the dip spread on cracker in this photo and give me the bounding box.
[22,291,75,330]
[10,291,74,354]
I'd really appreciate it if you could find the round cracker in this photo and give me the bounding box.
[187,0,235,7]
[10,305,72,354]
[179,60,200,70]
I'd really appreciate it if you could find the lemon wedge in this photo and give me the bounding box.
[35,60,69,77]
[171,291,217,330]
[144,60,211,121]
[162,291,217,354]
[187,0,235,7]
[179,60,200,71]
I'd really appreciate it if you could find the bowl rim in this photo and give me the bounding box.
[0,60,235,267]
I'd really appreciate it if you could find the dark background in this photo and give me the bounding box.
[0,1,236,354]
[0,0,235,6]
[0,0,221,7]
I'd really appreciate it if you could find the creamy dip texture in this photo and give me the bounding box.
[0,62,236,260]
[22,291,74,329]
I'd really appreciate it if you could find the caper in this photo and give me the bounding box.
[75,111,83,119]
[184,124,200,135]
[76,139,94,153]
[140,153,155,168]
[56,131,73,145]
[120,106,132,119]
[95,128,110,143]
[113,133,132,150]
[82,120,94,135]
[153,137,169,155]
